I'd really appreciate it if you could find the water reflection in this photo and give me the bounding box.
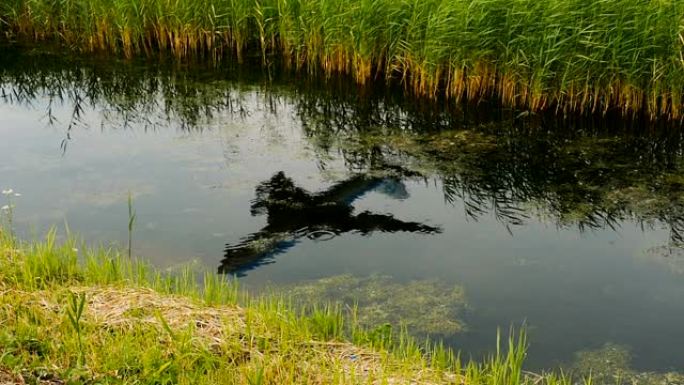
[2,45,684,254]
[220,171,441,275]
[4,44,684,370]
[2,46,684,249]
[322,129,684,246]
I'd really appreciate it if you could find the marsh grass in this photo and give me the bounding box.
[0,225,583,384]
[0,0,683,121]
[127,191,136,259]
[65,292,87,366]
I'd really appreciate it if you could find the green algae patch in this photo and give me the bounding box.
[572,343,633,383]
[286,274,467,337]
[571,344,684,385]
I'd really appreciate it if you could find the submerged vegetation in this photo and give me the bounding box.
[286,274,467,337]
[1,0,683,120]
[571,344,684,385]
[642,245,684,275]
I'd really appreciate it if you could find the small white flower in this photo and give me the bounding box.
[13,193,21,197]
[1,205,9,210]
[72,248,79,253]
[1,189,13,195]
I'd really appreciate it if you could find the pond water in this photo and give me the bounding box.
[2,46,684,372]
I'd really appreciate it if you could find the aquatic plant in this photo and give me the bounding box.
[1,0,683,120]
[641,246,684,275]
[127,191,136,259]
[570,343,684,385]
[285,274,467,337]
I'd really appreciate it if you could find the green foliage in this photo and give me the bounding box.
[65,292,87,365]
[1,0,683,119]
[307,304,345,340]
[357,323,393,349]
[127,191,136,259]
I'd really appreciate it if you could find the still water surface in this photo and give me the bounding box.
[1,47,684,371]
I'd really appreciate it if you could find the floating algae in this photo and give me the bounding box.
[572,343,634,383]
[285,274,466,337]
[571,344,684,385]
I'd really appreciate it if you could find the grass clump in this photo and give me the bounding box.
[0,226,582,384]
[1,0,683,120]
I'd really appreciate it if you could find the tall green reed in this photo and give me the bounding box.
[127,191,136,259]
[1,0,682,120]
[65,292,87,365]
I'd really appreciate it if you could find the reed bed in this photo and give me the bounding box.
[0,0,682,121]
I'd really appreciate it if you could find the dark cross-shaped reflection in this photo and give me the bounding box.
[220,171,441,275]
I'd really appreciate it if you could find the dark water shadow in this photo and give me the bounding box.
[220,171,441,276]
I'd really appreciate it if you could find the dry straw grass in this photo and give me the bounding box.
[83,287,242,347]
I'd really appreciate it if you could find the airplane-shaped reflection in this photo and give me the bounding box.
[219,171,441,275]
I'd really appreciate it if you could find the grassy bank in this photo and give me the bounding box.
[1,0,683,121]
[0,225,579,384]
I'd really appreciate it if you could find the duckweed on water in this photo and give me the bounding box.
[572,343,633,383]
[286,274,467,337]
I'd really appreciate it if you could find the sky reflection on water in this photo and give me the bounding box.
[1,49,684,371]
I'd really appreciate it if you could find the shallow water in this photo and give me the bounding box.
[1,46,684,371]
